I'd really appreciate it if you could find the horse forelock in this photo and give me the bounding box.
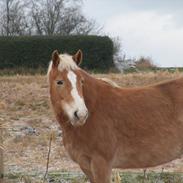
[47,54,78,77]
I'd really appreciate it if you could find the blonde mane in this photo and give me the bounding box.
[99,78,120,88]
[47,54,78,75]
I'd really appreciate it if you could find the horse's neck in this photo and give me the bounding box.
[81,70,102,111]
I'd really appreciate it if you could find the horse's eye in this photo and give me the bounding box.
[57,80,64,85]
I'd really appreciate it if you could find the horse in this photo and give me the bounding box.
[48,50,183,183]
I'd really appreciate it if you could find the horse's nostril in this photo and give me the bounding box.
[74,110,79,120]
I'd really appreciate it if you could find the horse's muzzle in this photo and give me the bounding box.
[71,110,89,127]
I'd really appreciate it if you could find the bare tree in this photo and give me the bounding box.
[112,37,135,72]
[31,0,64,35]
[30,0,101,35]
[0,0,31,36]
[0,0,12,35]
[0,0,101,36]
[62,7,102,35]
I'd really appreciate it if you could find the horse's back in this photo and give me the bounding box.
[157,77,183,101]
[157,77,183,123]
[112,78,183,168]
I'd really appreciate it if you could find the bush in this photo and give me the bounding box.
[135,56,157,70]
[0,35,114,72]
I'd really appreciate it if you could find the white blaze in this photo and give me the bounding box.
[63,70,87,123]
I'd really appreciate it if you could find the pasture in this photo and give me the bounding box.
[1,71,183,182]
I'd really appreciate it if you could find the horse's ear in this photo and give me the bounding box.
[52,50,60,68]
[73,50,83,66]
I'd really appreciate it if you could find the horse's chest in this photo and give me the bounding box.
[63,137,81,163]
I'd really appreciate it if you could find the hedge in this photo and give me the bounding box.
[0,35,114,72]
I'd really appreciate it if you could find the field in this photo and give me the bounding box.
[1,71,183,182]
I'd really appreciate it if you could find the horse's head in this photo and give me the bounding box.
[48,50,88,127]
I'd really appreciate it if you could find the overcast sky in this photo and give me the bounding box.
[83,0,183,67]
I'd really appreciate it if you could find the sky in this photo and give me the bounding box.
[83,0,183,67]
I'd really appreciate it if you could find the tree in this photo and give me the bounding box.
[30,0,101,35]
[112,37,130,71]
[0,0,31,36]
[31,0,64,35]
[0,0,101,36]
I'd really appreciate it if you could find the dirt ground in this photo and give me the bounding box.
[1,71,183,177]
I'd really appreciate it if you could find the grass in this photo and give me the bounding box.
[0,68,47,76]
[1,71,183,182]
[4,171,183,183]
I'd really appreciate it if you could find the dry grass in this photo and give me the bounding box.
[1,71,183,182]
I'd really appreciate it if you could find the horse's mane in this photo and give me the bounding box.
[98,78,120,88]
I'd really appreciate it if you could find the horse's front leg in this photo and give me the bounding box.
[91,155,112,183]
[78,155,94,183]
[81,167,94,183]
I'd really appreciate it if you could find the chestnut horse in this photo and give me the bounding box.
[48,50,183,183]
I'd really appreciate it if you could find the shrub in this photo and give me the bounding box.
[135,56,157,70]
[0,35,114,72]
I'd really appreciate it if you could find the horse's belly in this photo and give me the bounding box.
[112,140,183,169]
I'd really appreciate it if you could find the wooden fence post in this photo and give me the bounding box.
[0,124,4,183]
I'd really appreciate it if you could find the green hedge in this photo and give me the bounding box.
[0,35,114,72]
